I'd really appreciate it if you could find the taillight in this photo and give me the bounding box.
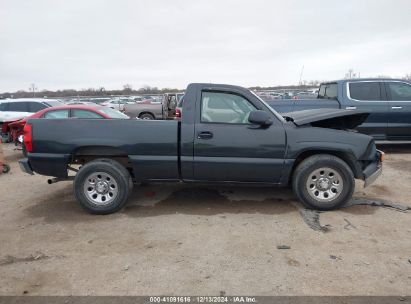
[175,108,181,120]
[23,123,33,153]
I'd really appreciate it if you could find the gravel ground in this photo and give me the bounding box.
[0,143,410,296]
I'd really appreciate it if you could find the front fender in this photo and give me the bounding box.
[282,125,375,183]
[285,125,373,160]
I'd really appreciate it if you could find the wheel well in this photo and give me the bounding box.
[71,146,132,176]
[289,150,361,184]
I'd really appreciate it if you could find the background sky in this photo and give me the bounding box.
[1,0,411,92]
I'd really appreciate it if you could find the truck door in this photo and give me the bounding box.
[385,81,411,140]
[346,81,389,140]
[193,90,286,183]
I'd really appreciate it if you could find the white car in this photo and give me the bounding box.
[0,98,64,122]
[0,98,63,141]
[101,98,134,111]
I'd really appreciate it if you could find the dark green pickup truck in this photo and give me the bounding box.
[20,83,383,214]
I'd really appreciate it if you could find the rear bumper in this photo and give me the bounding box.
[19,158,34,175]
[25,153,70,178]
[363,150,384,187]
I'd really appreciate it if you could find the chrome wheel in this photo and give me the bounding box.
[83,172,118,205]
[306,167,343,203]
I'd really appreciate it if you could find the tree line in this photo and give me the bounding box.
[0,85,182,99]
[1,74,410,99]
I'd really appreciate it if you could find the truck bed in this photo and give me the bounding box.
[28,119,179,180]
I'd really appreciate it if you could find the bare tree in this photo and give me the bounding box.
[123,84,133,93]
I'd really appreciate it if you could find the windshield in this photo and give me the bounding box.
[249,91,285,122]
[44,100,64,107]
[98,107,129,119]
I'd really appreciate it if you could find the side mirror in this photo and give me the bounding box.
[248,110,273,126]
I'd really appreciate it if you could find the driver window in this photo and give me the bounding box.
[201,91,256,124]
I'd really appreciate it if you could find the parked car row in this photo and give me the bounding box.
[3,104,128,156]
[65,93,184,120]
[257,90,318,100]
[0,92,185,144]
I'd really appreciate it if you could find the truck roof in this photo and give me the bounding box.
[323,78,410,84]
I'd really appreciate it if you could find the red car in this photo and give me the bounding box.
[9,105,129,155]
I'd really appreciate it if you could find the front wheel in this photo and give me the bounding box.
[292,154,354,210]
[74,159,132,214]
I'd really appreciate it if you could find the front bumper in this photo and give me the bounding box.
[363,150,384,187]
[19,158,34,175]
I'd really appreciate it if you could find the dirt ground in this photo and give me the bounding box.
[0,143,410,296]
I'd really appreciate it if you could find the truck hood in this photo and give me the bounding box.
[282,108,369,130]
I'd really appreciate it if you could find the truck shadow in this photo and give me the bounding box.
[24,183,408,231]
[24,184,300,224]
[24,184,101,223]
[125,185,297,217]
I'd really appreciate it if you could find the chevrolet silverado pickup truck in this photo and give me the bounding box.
[267,78,411,141]
[19,83,383,214]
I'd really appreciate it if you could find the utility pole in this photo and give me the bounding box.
[299,65,305,85]
[30,83,37,97]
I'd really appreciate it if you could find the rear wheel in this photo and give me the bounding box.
[74,159,132,214]
[139,113,155,120]
[292,154,354,210]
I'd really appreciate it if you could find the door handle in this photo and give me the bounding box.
[197,131,213,139]
[345,106,357,110]
[391,106,403,109]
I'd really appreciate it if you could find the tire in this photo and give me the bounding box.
[74,158,132,214]
[292,154,355,210]
[139,113,155,120]
[2,164,10,174]
[1,132,11,143]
